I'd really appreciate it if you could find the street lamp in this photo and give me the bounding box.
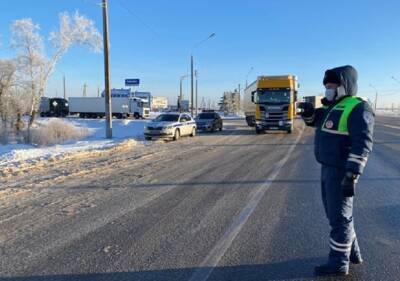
[245,66,254,88]
[391,76,400,84]
[179,74,189,112]
[369,83,378,112]
[190,33,215,116]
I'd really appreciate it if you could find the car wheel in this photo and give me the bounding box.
[173,129,180,141]
[190,127,196,137]
[255,127,263,134]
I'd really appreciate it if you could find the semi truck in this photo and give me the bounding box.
[68,97,150,119]
[303,95,323,108]
[243,75,298,134]
[39,97,69,117]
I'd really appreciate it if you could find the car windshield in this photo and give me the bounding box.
[198,113,215,119]
[256,89,291,104]
[154,114,179,122]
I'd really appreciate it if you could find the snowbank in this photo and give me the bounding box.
[375,109,400,117]
[0,117,150,170]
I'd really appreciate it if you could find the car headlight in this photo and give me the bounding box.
[164,125,173,130]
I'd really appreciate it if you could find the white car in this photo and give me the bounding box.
[144,113,197,141]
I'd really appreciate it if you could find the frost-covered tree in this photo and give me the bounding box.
[10,11,102,136]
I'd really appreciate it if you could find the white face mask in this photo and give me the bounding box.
[325,88,337,101]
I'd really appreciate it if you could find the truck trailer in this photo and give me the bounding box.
[303,95,323,108]
[243,75,298,134]
[68,97,150,119]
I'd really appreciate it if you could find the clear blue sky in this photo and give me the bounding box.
[1,0,400,107]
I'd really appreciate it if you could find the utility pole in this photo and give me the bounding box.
[195,70,198,116]
[63,75,66,99]
[102,0,112,138]
[245,67,254,88]
[97,86,100,97]
[190,55,194,116]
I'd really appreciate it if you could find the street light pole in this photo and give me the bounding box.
[179,74,189,112]
[369,83,378,112]
[245,66,254,88]
[190,33,215,117]
[195,70,198,116]
[191,55,194,116]
[102,0,112,139]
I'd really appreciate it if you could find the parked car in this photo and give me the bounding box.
[144,113,196,141]
[195,112,223,132]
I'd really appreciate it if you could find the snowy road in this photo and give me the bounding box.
[0,117,399,281]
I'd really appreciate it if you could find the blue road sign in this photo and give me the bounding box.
[125,79,140,86]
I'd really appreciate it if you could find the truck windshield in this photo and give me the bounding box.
[256,89,291,104]
[154,114,179,122]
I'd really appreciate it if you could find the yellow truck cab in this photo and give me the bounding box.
[243,75,298,134]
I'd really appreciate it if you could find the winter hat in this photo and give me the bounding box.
[323,69,341,85]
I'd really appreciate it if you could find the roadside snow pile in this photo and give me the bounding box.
[0,117,150,170]
[375,109,400,117]
[29,119,90,146]
[219,112,245,120]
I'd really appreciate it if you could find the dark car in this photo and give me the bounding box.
[195,112,223,132]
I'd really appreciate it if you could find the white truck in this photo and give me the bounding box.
[68,97,150,119]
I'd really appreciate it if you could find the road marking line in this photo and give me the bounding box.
[189,126,304,281]
[382,124,400,130]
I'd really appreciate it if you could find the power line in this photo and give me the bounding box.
[115,0,164,41]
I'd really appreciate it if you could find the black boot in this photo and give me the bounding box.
[350,253,363,264]
[314,263,349,276]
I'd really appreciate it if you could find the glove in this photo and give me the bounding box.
[341,172,359,197]
[297,102,315,117]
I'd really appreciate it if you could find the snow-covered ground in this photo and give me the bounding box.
[0,112,245,169]
[375,109,400,117]
[0,117,150,169]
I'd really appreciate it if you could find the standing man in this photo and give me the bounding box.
[300,65,374,276]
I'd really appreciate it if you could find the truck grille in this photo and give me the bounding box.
[262,111,289,120]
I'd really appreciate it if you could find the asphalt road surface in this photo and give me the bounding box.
[1,116,399,281]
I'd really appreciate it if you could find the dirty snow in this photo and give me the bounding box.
[375,109,400,117]
[0,117,150,169]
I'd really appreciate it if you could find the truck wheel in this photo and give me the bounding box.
[134,112,140,119]
[219,126,223,131]
[287,128,293,134]
[173,129,180,141]
[190,127,196,137]
[145,136,152,141]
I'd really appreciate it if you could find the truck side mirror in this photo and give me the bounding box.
[251,91,256,103]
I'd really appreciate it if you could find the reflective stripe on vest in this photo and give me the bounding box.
[321,96,362,135]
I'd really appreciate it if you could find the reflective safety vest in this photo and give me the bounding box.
[321,96,362,135]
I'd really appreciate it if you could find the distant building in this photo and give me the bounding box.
[152,97,168,111]
[219,90,240,114]
[101,89,152,108]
